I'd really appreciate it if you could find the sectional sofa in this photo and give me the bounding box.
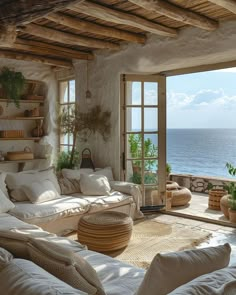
[1,167,236,294]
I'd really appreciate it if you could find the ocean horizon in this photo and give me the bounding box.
[167,128,236,178]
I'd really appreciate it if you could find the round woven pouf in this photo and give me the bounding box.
[171,187,192,207]
[77,211,133,253]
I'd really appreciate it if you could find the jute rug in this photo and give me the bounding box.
[66,217,211,269]
[108,218,211,269]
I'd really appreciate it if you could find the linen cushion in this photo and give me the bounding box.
[6,167,61,201]
[0,247,14,270]
[58,176,81,194]
[0,230,30,259]
[28,238,105,295]
[22,180,60,204]
[168,265,236,295]
[0,258,87,295]
[0,171,8,198]
[0,187,15,213]
[80,173,111,196]
[94,167,114,181]
[61,168,94,180]
[136,243,231,295]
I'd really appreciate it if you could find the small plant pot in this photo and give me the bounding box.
[208,189,228,211]
[228,208,236,223]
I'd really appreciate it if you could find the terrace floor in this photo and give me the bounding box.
[168,192,234,227]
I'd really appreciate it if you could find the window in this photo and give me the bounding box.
[59,79,76,152]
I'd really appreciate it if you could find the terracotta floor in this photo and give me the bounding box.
[169,192,233,226]
[154,213,236,265]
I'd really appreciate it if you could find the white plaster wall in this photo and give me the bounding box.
[74,20,236,180]
[0,58,58,171]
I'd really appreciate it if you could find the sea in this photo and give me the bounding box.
[167,129,236,179]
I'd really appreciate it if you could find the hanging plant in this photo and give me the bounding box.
[0,67,26,108]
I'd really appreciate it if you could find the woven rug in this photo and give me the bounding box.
[66,217,211,269]
[107,217,211,269]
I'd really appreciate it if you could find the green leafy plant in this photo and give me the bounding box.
[166,163,172,175]
[225,162,236,210]
[56,150,80,171]
[0,67,25,108]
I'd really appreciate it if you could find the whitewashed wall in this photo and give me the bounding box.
[74,20,236,180]
[0,58,57,171]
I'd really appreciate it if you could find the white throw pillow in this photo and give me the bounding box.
[0,258,87,295]
[28,238,105,295]
[94,167,114,181]
[80,173,111,196]
[0,247,13,271]
[22,180,60,204]
[6,167,61,201]
[58,177,81,194]
[61,168,94,180]
[0,188,15,213]
[136,243,231,295]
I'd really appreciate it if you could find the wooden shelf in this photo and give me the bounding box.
[0,158,46,164]
[0,98,44,104]
[0,137,41,141]
[0,116,44,120]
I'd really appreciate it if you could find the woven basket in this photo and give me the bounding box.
[208,189,228,210]
[0,130,24,138]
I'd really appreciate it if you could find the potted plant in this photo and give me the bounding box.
[225,163,236,222]
[0,67,26,108]
[56,150,80,172]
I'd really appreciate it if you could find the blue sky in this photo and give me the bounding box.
[167,67,236,128]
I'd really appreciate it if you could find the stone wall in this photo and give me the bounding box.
[170,174,236,194]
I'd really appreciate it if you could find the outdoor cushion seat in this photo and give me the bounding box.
[79,250,145,295]
[71,191,133,214]
[9,196,90,225]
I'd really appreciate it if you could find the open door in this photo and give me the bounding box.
[120,74,166,211]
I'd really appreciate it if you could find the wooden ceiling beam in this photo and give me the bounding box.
[46,12,146,44]
[207,0,236,14]
[128,0,218,31]
[70,1,177,37]
[5,38,93,60]
[19,23,120,50]
[0,50,72,68]
[0,0,84,25]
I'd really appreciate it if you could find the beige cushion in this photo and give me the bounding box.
[0,171,8,198]
[169,265,236,295]
[0,247,13,270]
[22,180,60,204]
[0,230,30,259]
[136,243,231,295]
[80,173,111,196]
[0,188,15,213]
[61,168,94,180]
[94,167,114,181]
[6,167,61,201]
[28,238,105,295]
[58,177,81,194]
[0,258,87,295]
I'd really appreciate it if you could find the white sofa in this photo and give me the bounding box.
[2,167,143,235]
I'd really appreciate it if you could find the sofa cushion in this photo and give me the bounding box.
[0,188,15,213]
[94,167,114,181]
[80,174,111,196]
[28,238,105,295]
[80,249,146,295]
[22,180,61,204]
[6,167,61,201]
[0,247,13,270]
[9,196,90,225]
[61,168,94,180]
[58,177,81,194]
[0,258,87,295]
[168,265,236,295]
[0,171,8,198]
[136,243,231,295]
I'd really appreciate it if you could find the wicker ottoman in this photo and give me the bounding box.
[171,187,192,207]
[77,211,133,253]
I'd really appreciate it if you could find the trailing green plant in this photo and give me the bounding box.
[0,67,25,108]
[166,163,172,174]
[56,150,80,171]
